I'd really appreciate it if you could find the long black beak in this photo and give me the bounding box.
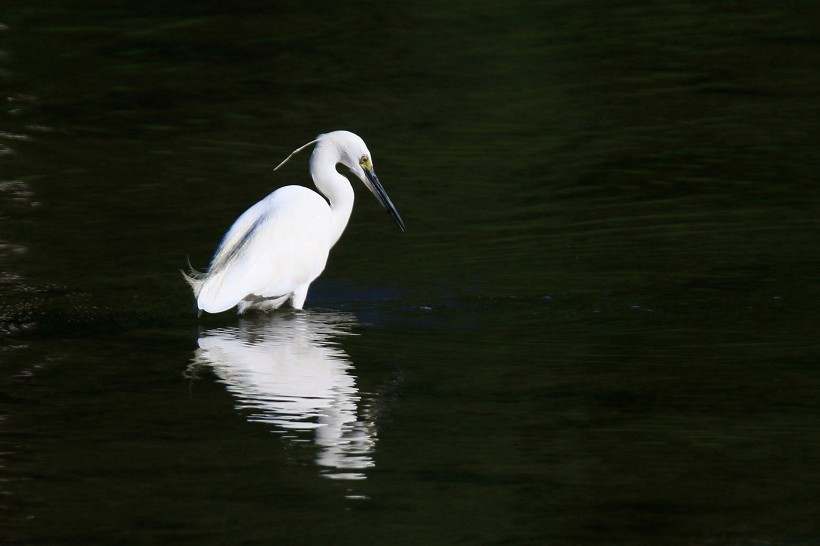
[364,169,405,232]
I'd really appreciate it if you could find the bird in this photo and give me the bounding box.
[184,130,405,314]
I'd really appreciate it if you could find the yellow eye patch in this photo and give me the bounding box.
[359,155,373,170]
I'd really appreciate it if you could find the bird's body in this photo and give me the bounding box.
[185,131,404,314]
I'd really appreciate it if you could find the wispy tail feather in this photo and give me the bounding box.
[181,269,205,295]
[181,256,206,297]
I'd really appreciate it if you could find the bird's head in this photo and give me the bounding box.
[320,130,405,232]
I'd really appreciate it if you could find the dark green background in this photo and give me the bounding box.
[2,1,820,544]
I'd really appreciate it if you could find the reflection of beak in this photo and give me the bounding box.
[364,168,405,232]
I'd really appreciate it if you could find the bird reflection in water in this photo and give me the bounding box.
[190,311,377,481]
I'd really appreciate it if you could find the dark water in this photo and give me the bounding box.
[2,1,820,544]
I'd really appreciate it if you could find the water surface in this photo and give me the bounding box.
[2,1,820,544]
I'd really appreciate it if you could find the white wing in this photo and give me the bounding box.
[197,186,333,313]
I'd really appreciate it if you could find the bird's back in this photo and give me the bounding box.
[194,185,333,313]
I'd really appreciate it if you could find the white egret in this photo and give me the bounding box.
[184,130,405,314]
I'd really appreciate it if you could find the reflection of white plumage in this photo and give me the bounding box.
[184,131,405,314]
[192,312,376,480]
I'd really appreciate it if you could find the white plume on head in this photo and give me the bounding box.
[273,137,320,172]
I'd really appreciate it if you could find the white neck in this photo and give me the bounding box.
[310,145,355,247]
